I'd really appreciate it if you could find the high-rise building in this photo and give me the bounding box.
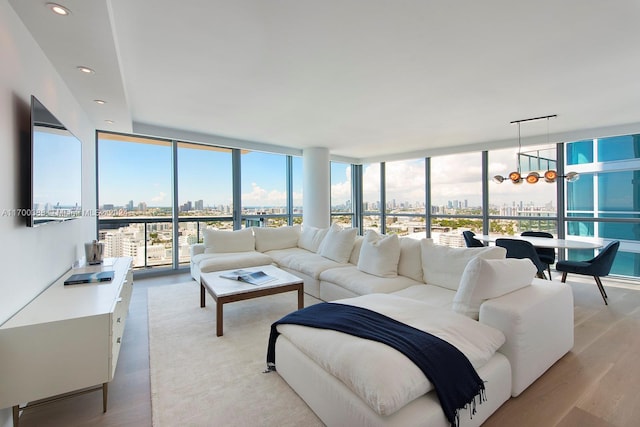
[104,231,124,257]
[565,135,640,276]
[438,229,466,248]
[122,238,139,259]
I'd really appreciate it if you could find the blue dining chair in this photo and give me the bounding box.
[556,241,620,305]
[521,231,556,278]
[462,230,485,248]
[495,238,550,279]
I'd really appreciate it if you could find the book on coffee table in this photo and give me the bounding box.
[220,269,277,286]
[64,270,115,285]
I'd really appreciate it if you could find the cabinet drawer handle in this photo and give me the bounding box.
[116,297,123,303]
[117,317,121,323]
[117,337,121,344]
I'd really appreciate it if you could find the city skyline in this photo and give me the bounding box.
[97,198,555,216]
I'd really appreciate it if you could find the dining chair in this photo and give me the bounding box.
[555,240,620,305]
[521,231,556,278]
[495,238,549,279]
[462,231,485,248]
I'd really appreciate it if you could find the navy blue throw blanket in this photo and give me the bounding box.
[267,302,485,427]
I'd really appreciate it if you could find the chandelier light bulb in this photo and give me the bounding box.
[526,172,540,184]
[565,171,580,182]
[544,170,558,183]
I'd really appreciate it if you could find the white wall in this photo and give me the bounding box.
[0,3,95,423]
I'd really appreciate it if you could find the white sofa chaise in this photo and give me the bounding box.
[190,224,574,425]
[275,295,512,427]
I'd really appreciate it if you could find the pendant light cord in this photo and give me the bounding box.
[517,122,521,174]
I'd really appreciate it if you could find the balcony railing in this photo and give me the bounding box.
[99,216,233,270]
[98,214,302,271]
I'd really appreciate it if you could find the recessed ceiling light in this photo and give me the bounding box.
[94,99,106,105]
[47,3,70,16]
[105,120,114,124]
[76,66,95,74]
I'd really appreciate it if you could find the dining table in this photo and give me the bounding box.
[472,234,603,250]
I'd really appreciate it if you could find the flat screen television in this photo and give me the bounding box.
[28,96,82,227]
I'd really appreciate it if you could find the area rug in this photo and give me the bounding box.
[148,281,324,427]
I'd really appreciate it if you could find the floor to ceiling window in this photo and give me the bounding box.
[240,151,288,227]
[488,144,558,237]
[565,135,640,277]
[177,142,233,264]
[330,161,354,227]
[430,152,483,247]
[362,163,382,233]
[97,132,301,272]
[385,158,426,238]
[291,155,303,224]
[241,151,288,227]
[97,133,173,269]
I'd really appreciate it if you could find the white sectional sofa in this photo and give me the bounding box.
[190,224,574,426]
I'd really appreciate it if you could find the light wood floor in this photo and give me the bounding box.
[16,272,640,427]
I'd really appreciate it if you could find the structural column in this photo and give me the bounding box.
[303,147,330,228]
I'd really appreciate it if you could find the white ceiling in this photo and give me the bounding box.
[9,0,640,161]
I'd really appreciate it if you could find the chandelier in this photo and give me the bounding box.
[492,114,579,184]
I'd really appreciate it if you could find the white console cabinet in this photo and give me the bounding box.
[0,257,133,426]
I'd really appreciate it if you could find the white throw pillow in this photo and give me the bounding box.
[318,223,357,263]
[420,240,506,290]
[297,226,328,252]
[397,237,424,282]
[349,236,365,265]
[357,231,401,278]
[253,225,301,252]
[453,257,536,319]
[203,228,255,253]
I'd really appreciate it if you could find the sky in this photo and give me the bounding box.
[98,140,303,208]
[331,145,560,208]
[98,137,591,210]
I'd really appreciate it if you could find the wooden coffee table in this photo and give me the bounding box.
[200,265,304,336]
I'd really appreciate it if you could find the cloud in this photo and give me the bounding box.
[429,153,483,205]
[331,180,352,204]
[292,191,303,206]
[385,160,426,204]
[242,183,287,206]
[363,163,381,201]
[362,161,428,204]
[151,192,167,202]
[331,164,352,204]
